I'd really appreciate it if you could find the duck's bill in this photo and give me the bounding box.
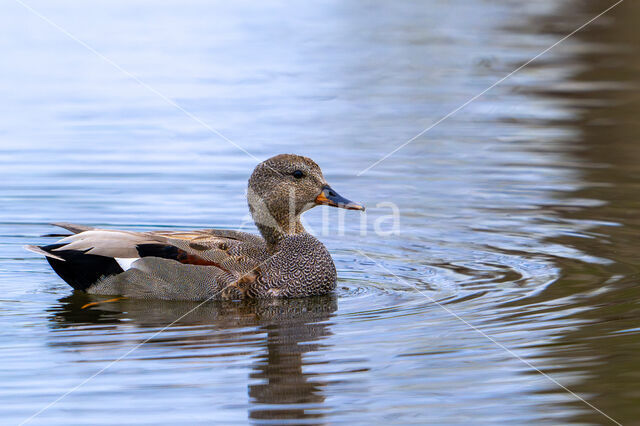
[315,185,365,211]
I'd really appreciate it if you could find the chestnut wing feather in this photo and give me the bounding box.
[149,229,268,276]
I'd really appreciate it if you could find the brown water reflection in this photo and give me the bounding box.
[504,1,640,423]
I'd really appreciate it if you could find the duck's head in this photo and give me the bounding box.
[248,154,364,244]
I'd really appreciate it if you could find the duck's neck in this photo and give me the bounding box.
[248,193,308,250]
[256,218,306,251]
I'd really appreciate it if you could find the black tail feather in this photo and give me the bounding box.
[41,244,124,291]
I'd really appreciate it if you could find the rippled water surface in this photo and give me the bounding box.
[2,0,640,424]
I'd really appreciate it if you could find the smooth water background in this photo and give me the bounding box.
[1,0,639,424]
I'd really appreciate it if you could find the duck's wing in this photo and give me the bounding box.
[27,225,268,293]
[145,229,268,275]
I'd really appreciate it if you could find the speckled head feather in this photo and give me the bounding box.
[248,154,327,246]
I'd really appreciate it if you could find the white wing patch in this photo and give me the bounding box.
[115,258,139,271]
[53,230,145,258]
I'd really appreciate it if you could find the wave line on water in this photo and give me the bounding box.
[356,250,622,426]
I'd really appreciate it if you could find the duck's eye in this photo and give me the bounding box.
[292,170,304,179]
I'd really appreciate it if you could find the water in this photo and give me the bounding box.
[1,0,639,424]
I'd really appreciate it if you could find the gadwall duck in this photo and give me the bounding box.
[26,154,365,300]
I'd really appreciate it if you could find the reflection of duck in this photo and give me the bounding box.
[50,294,337,422]
[28,154,364,300]
[249,313,331,423]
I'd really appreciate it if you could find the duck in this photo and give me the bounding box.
[26,154,365,301]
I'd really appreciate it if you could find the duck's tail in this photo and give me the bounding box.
[24,244,65,261]
[25,243,124,291]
